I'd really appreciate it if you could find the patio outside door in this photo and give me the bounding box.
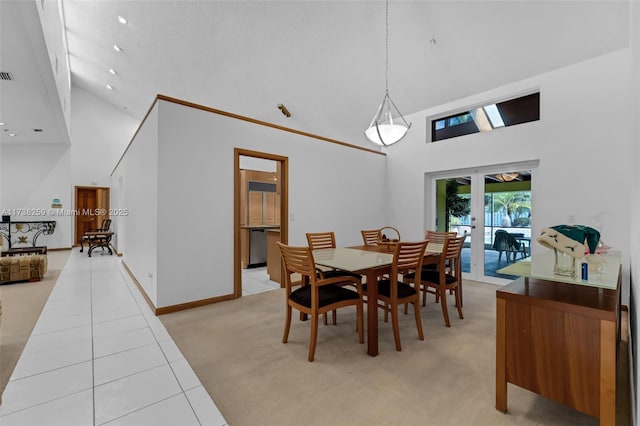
[430,165,533,284]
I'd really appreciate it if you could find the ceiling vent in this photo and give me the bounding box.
[0,72,14,81]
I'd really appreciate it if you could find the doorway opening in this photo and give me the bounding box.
[74,186,110,246]
[427,161,537,284]
[234,149,288,298]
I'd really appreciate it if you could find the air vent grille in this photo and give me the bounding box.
[0,72,14,81]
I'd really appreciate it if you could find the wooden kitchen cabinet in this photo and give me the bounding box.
[264,193,280,225]
[240,169,280,227]
[266,229,282,284]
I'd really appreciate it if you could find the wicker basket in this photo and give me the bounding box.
[377,226,400,250]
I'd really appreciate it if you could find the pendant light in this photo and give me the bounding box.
[364,0,411,147]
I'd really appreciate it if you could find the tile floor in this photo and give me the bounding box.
[0,250,229,426]
[241,267,280,296]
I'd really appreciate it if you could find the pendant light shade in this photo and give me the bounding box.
[364,0,411,147]
[365,91,411,146]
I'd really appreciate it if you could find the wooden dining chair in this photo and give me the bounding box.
[423,230,457,272]
[366,240,428,351]
[405,235,466,327]
[277,242,363,362]
[424,230,456,244]
[305,231,362,283]
[360,229,380,246]
[306,231,363,325]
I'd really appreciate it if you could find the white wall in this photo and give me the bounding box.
[0,143,72,249]
[113,107,159,305]
[629,0,640,420]
[35,0,71,133]
[70,86,139,187]
[117,99,388,308]
[385,48,633,300]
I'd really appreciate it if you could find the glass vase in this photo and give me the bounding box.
[553,249,576,278]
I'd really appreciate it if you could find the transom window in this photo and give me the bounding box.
[431,92,540,142]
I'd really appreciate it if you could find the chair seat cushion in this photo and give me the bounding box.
[290,284,359,308]
[404,270,457,285]
[363,280,416,299]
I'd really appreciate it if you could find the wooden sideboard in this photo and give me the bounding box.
[496,273,621,425]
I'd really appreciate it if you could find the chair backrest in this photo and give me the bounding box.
[277,243,316,291]
[424,230,456,244]
[98,219,112,232]
[439,235,466,277]
[493,230,519,250]
[492,230,510,250]
[361,229,380,246]
[392,240,429,279]
[306,232,336,250]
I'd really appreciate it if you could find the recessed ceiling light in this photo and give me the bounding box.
[8,133,16,137]
[117,15,127,24]
[0,122,5,126]
[109,68,117,75]
[106,84,113,90]
[113,44,122,52]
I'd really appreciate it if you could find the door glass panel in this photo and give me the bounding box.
[435,176,472,273]
[483,171,532,279]
[433,168,532,282]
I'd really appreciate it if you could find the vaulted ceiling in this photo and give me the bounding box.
[0,0,631,148]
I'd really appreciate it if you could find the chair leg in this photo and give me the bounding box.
[283,306,292,343]
[455,287,464,320]
[438,286,451,327]
[332,309,337,325]
[391,303,402,351]
[308,314,319,362]
[413,299,424,341]
[323,313,328,325]
[356,303,364,344]
[422,283,428,306]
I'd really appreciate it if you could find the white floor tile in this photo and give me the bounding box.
[0,389,93,426]
[158,338,184,363]
[0,250,227,426]
[0,361,93,416]
[101,393,200,426]
[30,312,92,336]
[185,386,228,426]
[94,364,182,425]
[93,314,148,338]
[94,343,167,386]
[170,358,202,391]
[21,325,92,355]
[93,326,157,358]
[10,340,92,380]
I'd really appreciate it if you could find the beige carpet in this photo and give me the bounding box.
[0,250,70,401]
[161,280,630,426]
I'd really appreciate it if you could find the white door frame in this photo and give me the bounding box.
[424,160,539,284]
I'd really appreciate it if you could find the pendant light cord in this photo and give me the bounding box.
[385,0,389,94]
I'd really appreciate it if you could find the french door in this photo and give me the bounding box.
[428,163,535,284]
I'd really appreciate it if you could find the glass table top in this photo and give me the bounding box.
[313,247,394,272]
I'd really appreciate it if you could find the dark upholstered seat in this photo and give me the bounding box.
[370,240,428,351]
[278,242,364,362]
[405,236,466,327]
[290,284,360,308]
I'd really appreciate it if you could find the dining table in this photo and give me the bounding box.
[313,242,443,356]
